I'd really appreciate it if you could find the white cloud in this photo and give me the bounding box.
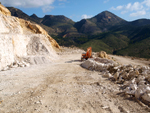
[58,0,67,1]
[126,3,132,10]
[111,0,150,18]
[42,6,54,13]
[142,0,150,7]
[1,0,55,8]
[110,7,115,10]
[130,10,146,17]
[112,2,143,11]
[131,2,143,11]
[81,14,93,19]
[116,6,124,10]
[121,11,128,14]
[104,0,109,3]
[111,6,123,10]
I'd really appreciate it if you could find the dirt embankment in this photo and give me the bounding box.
[0,48,150,113]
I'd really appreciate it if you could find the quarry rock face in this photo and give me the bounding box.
[0,4,60,71]
[0,4,11,16]
[20,19,60,49]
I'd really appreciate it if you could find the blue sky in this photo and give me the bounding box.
[1,0,150,22]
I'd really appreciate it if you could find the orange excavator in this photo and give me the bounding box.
[81,47,92,61]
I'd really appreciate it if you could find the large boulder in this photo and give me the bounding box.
[98,51,110,59]
[81,58,115,71]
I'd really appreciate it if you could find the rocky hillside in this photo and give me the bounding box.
[7,7,79,37]
[74,11,127,34]
[7,7,150,58]
[0,4,60,71]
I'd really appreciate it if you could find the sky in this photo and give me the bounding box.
[1,0,150,22]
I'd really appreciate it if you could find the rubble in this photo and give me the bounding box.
[81,58,150,105]
[81,58,115,71]
[0,61,30,71]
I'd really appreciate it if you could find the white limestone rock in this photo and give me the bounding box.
[114,72,119,81]
[103,72,112,78]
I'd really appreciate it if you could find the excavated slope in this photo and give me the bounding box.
[0,4,60,71]
[0,4,11,16]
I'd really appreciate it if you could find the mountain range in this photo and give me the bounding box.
[7,7,150,58]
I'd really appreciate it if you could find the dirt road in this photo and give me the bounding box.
[0,52,149,113]
[109,54,150,66]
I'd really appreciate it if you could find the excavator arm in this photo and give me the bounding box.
[81,47,92,61]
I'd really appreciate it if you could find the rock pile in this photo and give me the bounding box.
[81,58,150,104]
[1,61,30,71]
[81,58,116,72]
[97,51,111,59]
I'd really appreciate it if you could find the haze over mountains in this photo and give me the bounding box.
[7,7,150,58]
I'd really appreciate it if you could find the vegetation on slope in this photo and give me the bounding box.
[7,7,150,58]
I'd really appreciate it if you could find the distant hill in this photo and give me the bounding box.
[7,7,57,35]
[42,15,74,27]
[7,7,150,58]
[90,11,126,23]
[30,14,42,22]
[129,19,150,27]
[74,11,127,34]
[74,19,101,34]
[7,7,39,23]
[89,11,127,31]
[41,15,78,36]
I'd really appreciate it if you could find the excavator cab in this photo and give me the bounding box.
[81,47,92,61]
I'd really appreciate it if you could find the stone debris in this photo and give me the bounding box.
[102,106,109,109]
[81,58,150,105]
[1,61,30,71]
[118,106,129,113]
[81,58,115,71]
[97,51,111,59]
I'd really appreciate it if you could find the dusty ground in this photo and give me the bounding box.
[109,54,150,66]
[0,49,150,113]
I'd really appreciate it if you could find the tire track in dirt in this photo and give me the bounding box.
[0,53,149,113]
